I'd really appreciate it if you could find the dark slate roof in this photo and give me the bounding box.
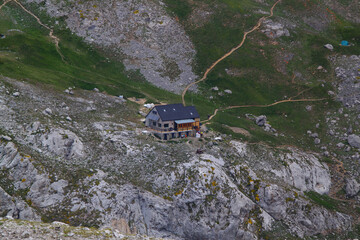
[155,103,200,121]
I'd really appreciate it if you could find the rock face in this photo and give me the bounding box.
[40,129,84,159]
[231,141,332,195]
[255,115,267,126]
[330,55,360,111]
[0,218,158,240]
[348,134,360,148]
[262,19,290,38]
[230,141,350,238]
[28,0,197,94]
[0,77,354,239]
[345,178,360,197]
[0,143,40,221]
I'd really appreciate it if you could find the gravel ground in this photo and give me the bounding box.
[0,218,165,240]
[330,55,360,111]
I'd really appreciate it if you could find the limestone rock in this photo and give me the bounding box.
[40,129,84,159]
[262,19,290,38]
[348,134,360,148]
[255,115,267,126]
[324,44,334,50]
[1,135,12,141]
[345,178,360,197]
[44,108,52,115]
[0,186,39,221]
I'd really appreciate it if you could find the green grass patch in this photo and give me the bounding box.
[0,5,182,104]
[305,191,339,210]
[162,0,192,21]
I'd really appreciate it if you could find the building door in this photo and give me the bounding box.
[164,134,167,140]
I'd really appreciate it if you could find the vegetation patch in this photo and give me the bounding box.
[305,191,339,211]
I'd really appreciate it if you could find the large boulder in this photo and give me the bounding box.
[348,134,360,148]
[28,176,67,208]
[0,187,39,220]
[40,129,84,159]
[255,115,267,126]
[345,178,360,197]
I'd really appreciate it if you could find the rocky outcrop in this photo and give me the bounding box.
[40,129,84,159]
[0,78,354,239]
[26,0,198,94]
[0,143,40,220]
[231,141,331,194]
[345,178,360,197]
[272,151,331,194]
[348,134,360,149]
[261,19,290,38]
[330,55,360,111]
[0,187,39,220]
[0,218,158,240]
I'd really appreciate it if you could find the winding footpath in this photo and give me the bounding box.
[180,0,327,123]
[201,97,326,124]
[182,0,282,106]
[0,0,10,10]
[0,0,65,62]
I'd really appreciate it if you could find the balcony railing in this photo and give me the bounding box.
[146,127,196,133]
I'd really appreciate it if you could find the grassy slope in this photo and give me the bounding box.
[1,0,360,237]
[165,0,360,149]
[0,2,180,103]
[0,0,359,150]
[0,1,217,121]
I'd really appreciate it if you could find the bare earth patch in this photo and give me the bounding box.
[227,126,251,137]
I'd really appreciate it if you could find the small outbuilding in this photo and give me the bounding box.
[145,103,200,140]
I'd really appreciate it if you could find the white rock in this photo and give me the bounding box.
[40,129,84,159]
[1,135,12,141]
[348,134,360,148]
[324,44,333,50]
[12,92,20,97]
[345,178,360,197]
[44,108,52,115]
[52,221,69,226]
[336,143,345,148]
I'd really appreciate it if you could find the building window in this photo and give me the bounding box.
[164,124,169,128]
[153,110,157,114]
[158,123,162,127]
[153,122,156,126]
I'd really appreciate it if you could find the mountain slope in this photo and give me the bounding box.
[0,0,360,239]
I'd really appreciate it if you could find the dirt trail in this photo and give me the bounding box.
[201,97,327,124]
[0,0,65,62]
[0,0,10,10]
[182,0,282,106]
